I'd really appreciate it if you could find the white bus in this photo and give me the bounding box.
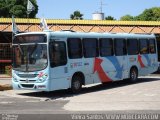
[12,30,159,93]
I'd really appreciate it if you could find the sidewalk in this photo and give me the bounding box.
[0,77,12,91]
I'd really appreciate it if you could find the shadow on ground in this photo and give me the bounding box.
[18,78,160,100]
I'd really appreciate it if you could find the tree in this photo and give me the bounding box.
[70,11,83,20]
[0,0,38,18]
[135,7,160,21]
[120,15,134,21]
[135,9,154,21]
[120,7,160,21]
[105,16,116,20]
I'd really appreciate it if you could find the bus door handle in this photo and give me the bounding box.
[64,67,68,73]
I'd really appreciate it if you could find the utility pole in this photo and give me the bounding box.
[27,11,31,32]
[100,0,107,13]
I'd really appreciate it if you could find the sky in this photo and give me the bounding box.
[36,0,160,20]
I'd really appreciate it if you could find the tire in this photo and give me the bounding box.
[71,75,82,93]
[129,68,138,83]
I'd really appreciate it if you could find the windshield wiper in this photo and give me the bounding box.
[30,43,38,56]
[26,43,38,72]
[18,43,24,55]
[26,51,29,72]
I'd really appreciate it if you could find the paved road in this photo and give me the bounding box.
[0,76,160,114]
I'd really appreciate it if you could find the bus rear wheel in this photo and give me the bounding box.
[129,68,138,83]
[71,75,82,93]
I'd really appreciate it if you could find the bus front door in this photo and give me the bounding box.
[49,41,69,90]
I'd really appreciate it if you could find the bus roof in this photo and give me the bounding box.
[16,30,156,39]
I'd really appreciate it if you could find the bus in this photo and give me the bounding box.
[12,30,159,93]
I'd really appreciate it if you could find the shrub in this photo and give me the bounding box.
[5,65,12,76]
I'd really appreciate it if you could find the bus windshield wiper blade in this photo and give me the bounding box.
[18,43,24,55]
[26,47,29,72]
[29,43,38,56]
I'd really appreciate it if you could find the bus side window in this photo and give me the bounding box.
[49,41,67,67]
[127,39,138,55]
[99,38,113,56]
[114,38,126,56]
[82,38,99,58]
[67,38,82,59]
[139,39,149,54]
[149,39,156,54]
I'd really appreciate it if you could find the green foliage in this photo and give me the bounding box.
[70,11,83,20]
[135,9,154,21]
[105,16,116,20]
[10,5,26,18]
[136,7,160,21]
[120,15,134,21]
[0,0,38,18]
[120,7,160,21]
[5,65,12,76]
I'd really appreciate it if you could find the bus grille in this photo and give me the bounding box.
[20,79,36,83]
[18,74,38,78]
[21,84,34,88]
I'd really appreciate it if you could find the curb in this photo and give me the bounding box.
[0,84,12,91]
[149,74,160,77]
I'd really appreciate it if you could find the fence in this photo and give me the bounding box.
[0,43,12,76]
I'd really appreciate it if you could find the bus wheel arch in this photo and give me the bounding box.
[71,72,85,93]
[129,66,138,83]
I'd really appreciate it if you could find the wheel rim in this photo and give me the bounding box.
[131,70,137,80]
[73,80,80,90]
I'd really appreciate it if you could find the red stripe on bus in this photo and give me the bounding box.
[93,58,112,83]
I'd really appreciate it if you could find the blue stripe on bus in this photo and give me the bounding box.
[106,56,123,79]
[143,54,151,66]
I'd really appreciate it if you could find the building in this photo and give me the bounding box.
[0,18,160,76]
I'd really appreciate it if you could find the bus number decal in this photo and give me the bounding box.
[70,62,83,68]
[129,57,136,62]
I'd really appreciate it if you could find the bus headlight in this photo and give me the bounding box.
[12,75,18,82]
[37,77,47,83]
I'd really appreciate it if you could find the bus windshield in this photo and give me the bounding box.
[12,44,47,72]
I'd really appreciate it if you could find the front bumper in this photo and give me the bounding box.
[12,80,50,91]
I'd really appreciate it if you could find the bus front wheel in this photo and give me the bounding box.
[129,67,138,83]
[71,75,82,94]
